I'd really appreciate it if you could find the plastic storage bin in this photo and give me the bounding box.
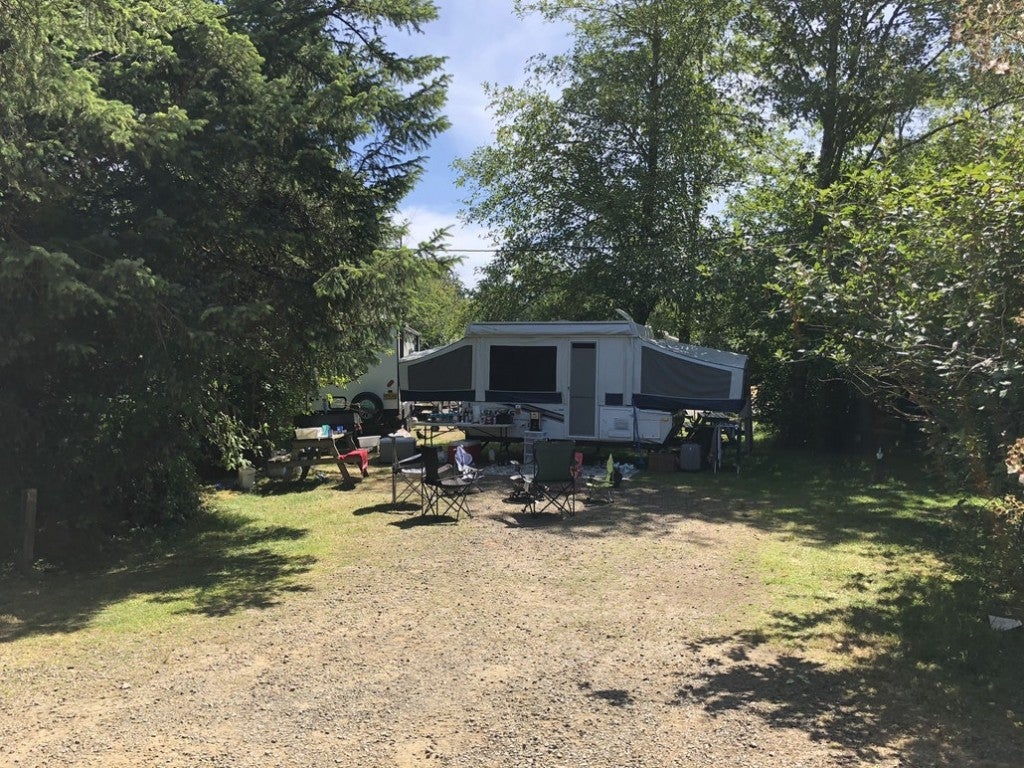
[237,465,256,490]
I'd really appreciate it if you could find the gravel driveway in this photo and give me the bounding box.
[1,473,1010,767]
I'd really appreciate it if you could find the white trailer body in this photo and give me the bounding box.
[398,319,748,445]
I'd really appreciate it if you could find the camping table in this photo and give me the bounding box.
[684,412,742,473]
[409,419,516,456]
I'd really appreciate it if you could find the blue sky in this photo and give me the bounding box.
[394,1,571,287]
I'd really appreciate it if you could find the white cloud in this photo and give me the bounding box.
[400,204,497,288]
[391,3,573,289]
[403,1,572,150]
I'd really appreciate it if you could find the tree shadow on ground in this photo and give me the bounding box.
[256,475,332,495]
[352,501,421,516]
[485,444,1023,762]
[579,683,634,708]
[678,565,1024,766]
[0,510,314,642]
[389,514,461,528]
[486,510,576,528]
[499,443,952,542]
[256,473,364,496]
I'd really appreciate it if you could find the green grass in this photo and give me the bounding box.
[0,471,397,649]
[636,442,1024,735]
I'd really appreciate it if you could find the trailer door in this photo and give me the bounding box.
[569,342,596,437]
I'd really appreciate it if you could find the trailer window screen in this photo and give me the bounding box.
[407,345,473,391]
[489,345,557,392]
[640,347,731,398]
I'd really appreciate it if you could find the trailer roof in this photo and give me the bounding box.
[464,320,649,338]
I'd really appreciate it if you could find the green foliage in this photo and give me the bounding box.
[405,267,472,347]
[776,112,1024,487]
[0,0,447,541]
[453,1,1024,487]
[709,0,991,450]
[740,0,959,189]
[458,0,748,326]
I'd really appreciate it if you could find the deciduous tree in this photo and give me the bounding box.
[457,0,746,328]
[775,113,1024,486]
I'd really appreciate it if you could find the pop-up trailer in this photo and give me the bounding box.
[398,317,749,445]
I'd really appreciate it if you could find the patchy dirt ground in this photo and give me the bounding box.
[1,472,1018,767]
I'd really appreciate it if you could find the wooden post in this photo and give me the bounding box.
[390,437,398,504]
[20,488,37,575]
[743,388,755,454]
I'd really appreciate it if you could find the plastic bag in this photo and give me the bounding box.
[455,445,474,475]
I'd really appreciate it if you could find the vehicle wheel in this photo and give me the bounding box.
[351,391,384,424]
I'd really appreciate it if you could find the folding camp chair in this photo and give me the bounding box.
[585,453,620,504]
[508,456,532,502]
[420,449,471,518]
[391,449,426,508]
[522,440,580,517]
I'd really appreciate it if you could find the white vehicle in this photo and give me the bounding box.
[399,316,748,445]
[317,326,422,434]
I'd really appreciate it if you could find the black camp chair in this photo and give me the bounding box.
[391,443,453,511]
[420,448,476,519]
[392,448,425,508]
[522,440,580,517]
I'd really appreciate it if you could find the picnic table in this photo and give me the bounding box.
[271,430,369,485]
